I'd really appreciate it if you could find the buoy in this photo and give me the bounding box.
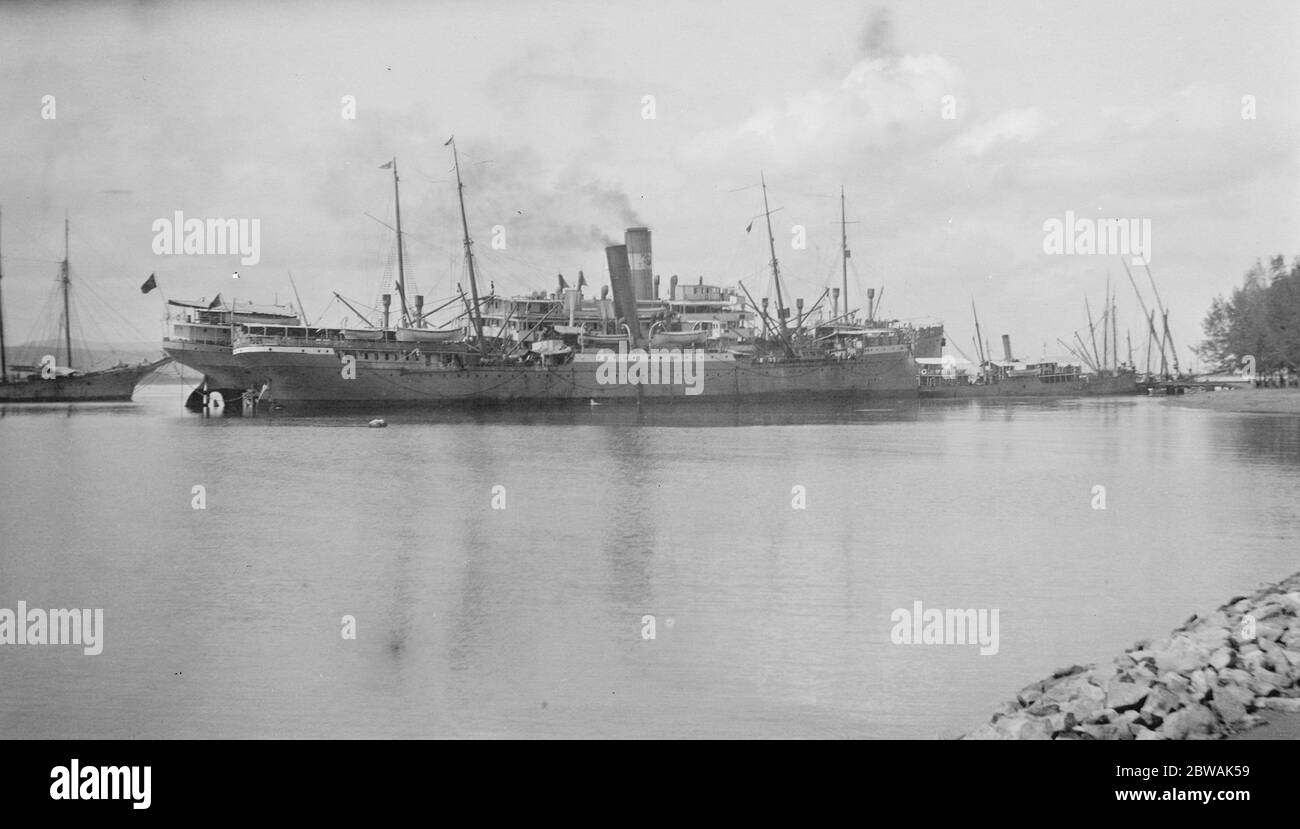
[369,418,387,428]
[589,399,600,407]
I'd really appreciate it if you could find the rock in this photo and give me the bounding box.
[1077,723,1121,740]
[1141,685,1183,721]
[1129,662,1158,682]
[1190,626,1229,651]
[1210,684,1252,724]
[1210,647,1233,671]
[1189,669,1213,701]
[1051,664,1091,680]
[1159,672,1191,695]
[1155,636,1209,675]
[1239,649,1268,673]
[1257,637,1292,673]
[1157,704,1218,740]
[1246,667,1289,696]
[1016,681,1045,708]
[1061,680,1107,722]
[1252,602,1284,621]
[964,723,1010,740]
[1017,718,1053,740]
[1257,621,1287,642]
[1046,711,1077,733]
[1257,697,1300,712]
[1133,725,1165,740]
[1106,678,1151,712]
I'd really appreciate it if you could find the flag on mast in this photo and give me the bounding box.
[379,159,394,169]
[140,273,157,294]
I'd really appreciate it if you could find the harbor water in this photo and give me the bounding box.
[1,385,1297,738]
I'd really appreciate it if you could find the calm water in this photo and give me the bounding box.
[1,384,1298,739]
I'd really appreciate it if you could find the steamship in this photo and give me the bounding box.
[229,156,945,411]
[916,303,1138,398]
[162,295,302,409]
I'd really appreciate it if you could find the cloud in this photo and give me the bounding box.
[951,108,1048,157]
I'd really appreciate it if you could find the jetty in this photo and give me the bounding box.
[963,572,1300,739]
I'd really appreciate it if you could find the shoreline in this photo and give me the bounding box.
[1158,387,1300,415]
[963,572,1300,740]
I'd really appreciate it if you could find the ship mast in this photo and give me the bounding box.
[448,137,486,356]
[0,206,6,380]
[388,158,411,328]
[759,172,791,353]
[62,214,73,369]
[840,186,850,325]
[971,300,986,366]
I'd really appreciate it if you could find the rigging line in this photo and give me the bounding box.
[68,269,152,342]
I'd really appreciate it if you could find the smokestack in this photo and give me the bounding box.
[563,287,581,326]
[625,227,653,301]
[654,274,661,299]
[558,273,567,295]
[1002,334,1013,362]
[867,288,876,320]
[606,244,643,344]
[832,287,840,318]
[600,285,609,300]
[382,293,391,330]
[414,295,424,328]
[670,274,678,300]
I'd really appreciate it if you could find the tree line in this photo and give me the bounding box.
[1199,255,1300,374]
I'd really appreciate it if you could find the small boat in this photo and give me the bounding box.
[579,324,634,350]
[395,326,464,343]
[650,328,708,348]
[340,328,387,341]
[530,339,572,357]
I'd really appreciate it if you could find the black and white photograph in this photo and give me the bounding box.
[1,0,1298,793]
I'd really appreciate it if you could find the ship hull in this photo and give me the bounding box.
[235,345,923,410]
[162,340,256,389]
[0,359,168,403]
[918,371,1139,398]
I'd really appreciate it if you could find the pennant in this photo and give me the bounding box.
[444,136,454,146]
[379,159,394,170]
[745,221,753,233]
[209,293,223,309]
[140,273,157,294]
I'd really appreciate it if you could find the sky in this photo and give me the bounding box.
[1,0,1297,366]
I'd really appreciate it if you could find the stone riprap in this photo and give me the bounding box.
[964,573,1300,740]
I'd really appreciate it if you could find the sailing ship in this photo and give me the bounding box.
[0,212,168,403]
[230,160,946,410]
